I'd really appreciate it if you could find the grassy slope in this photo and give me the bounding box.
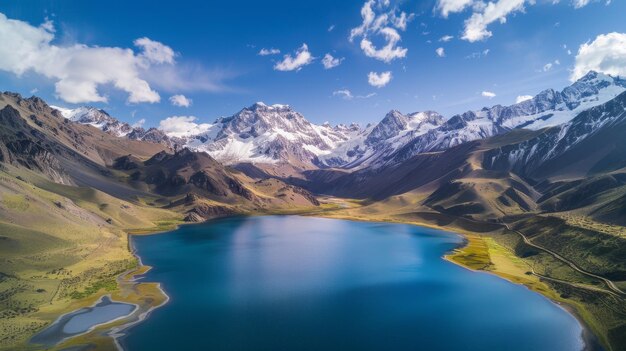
[0,162,321,350]
[0,164,182,350]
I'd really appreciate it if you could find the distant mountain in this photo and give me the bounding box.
[51,105,175,147]
[0,91,319,217]
[55,71,624,172]
[172,71,625,171]
[179,102,357,168]
[294,88,626,228]
[383,71,626,166]
[318,110,444,169]
[484,90,626,180]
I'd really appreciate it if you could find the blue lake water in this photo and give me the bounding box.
[124,216,584,351]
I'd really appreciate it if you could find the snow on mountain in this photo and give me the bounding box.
[51,106,134,137]
[383,71,626,166]
[484,90,626,177]
[179,102,360,167]
[51,70,626,171]
[318,110,444,169]
[51,105,174,147]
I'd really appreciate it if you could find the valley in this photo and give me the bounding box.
[1,71,626,351]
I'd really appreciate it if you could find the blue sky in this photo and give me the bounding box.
[0,0,625,128]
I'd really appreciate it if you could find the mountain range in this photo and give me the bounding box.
[53,71,626,172]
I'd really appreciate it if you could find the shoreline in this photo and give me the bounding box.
[441,240,600,351]
[45,234,171,351]
[299,211,605,351]
[44,212,603,351]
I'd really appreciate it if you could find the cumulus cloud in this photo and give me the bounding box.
[368,71,392,88]
[258,48,280,56]
[436,0,475,17]
[169,94,192,107]
[436,47,446,57]
[571,32,626,81]
[332,89,376,100]
[350,0,410,63]
[274,44,314,71]
[360,27,408,62]
[462,0,528,42]
[158,116,212,138]
[134,37,176,65]
[0,13,181,104]
[482,91,496,98]
[439,35,454,42]
[322,54,344,69]
[516,95,533,103]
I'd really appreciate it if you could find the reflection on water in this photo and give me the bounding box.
[125,216,584,351]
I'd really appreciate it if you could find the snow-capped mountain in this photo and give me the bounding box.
[317,110,444,169]
[382,71,626,166]
[51,105,174,147]
[52,70,626,171]
[180,102,358,167]
[484,89,626,178]
[51,106,134,137]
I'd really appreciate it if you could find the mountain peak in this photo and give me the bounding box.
[250,102,291,111]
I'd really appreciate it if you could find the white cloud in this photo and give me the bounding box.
[516,95,533,103]
[142,63,235,94]
[332,89,376,100]
[0,13,181,104]
[436,47,446,57]
[573,0,591,8]
[350,0,410,63]
[482,91,496,98]
[169,94,192,107]
[132,118,146,128]
[368,71,392,88]
[439,35,454,42]
[543,63,553,71]
[134,37,176,65]
[274,44,314,71]
[258,48,280,56]
[466,49,490,59]
[462,0,528,42]
[328,24,335,32]
[571,32,626,81]
[360,27,408,63]
[333,90,354,100]
[436,0,475,17]
[158,116,212,138]
[322,53,344,69]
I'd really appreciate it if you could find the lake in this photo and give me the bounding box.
[123,216,584,351]
[31,295,135,347]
